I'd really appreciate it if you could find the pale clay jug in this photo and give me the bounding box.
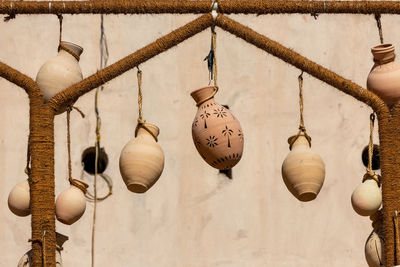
[281,135,325,202]
[55,179,88,225]
[36,41,83,108]
[351,178,382,216]
[119,123,165,193]
[191,86,244,170]
[17,232,67,267]
[367,44,400,106]
[8,180,30,217]
[365,218,385,267]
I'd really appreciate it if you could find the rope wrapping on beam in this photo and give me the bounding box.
[0,62,40,96]
[214,14,388,117]
[48,13,214,113]
[0,0,213,15]
[2,1,400,15]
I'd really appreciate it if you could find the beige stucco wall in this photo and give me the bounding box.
[0,4,394,267]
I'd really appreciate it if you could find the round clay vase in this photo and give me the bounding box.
[119,123,165,193]
[36,41,83,109]
[351,178,382,216]
[365,224,385,267]
[367,44,400,106]
[281,135,325,202]
[191,86,244,170]
[8,180,30,217]
[55,179,88,225]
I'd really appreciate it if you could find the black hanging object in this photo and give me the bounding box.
[204,36,214,80]
[361,144,380,170]
[81,146,109,174]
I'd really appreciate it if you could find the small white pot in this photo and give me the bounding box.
[8,180,30,217]
[351,179,382,216]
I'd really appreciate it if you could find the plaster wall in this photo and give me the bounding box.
[0,4,393,267]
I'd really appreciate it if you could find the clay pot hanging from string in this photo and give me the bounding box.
[119,69,165,193]
[8,179,30,217]
[351,114,382,216]
[36,41,83,109]
[55,109,88,225]
[191,28,244,170]
[56,179,88,225]
[367,44,400,106]
[365,210,385,267]
[191,86,244,170]
[281,73,325,202]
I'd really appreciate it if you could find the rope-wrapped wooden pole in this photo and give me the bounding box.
[48,13,214,113]
[2,1,400,15]
[214,14,388,116]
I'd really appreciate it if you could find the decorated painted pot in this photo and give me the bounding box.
[36,41,83,110]
[8,180,30,217]
[351,178,382,216]
[191,86,244,170]
[55,179,88,225]
[365,218,385,267]
[119,123,164,193]
[281,135,325,202]
[367,44,400,106]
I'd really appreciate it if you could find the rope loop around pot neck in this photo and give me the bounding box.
[196,86,219,107]
[69,178,89,193]
[59,42,80,61]
[134,119,158,142]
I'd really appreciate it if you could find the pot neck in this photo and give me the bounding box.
[191,86,217,106]
[136,123,159,142]
[290,135,310,150]
[372,44,395,64]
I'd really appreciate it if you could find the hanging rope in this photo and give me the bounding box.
[375,13,384,44]
[25,134,31,176]
[395,211,400,265]
[288,71,312,150]
[198,27,219,107]
[134,67,158,141]
[56,13,80,61]
[362,113,381,185]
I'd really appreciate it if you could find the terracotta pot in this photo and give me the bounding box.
[367,44,400,106]
[281,135,325,202]
[119,123,164,193]
[36,41,83,111]
[365,224,385,267]
[191,86,244,170]
[351,178,382,216]
[55,179,88,225]
[8,180,30,217]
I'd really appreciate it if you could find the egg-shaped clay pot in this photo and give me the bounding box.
[119,122,165,193]
[351,178,382,216]
[367,44,400,106]
[191,86,244,170]
[55,179,88,225]
[365,212,385,267]
[36,41,83,112]
[8,180,31,217]
[281,135,325,202]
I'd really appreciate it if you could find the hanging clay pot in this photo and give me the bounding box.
[36,41,83,111]
[281,135,325,202]
[191,86,244,170]
[55,179,88,225]
[351,174,382,216]
[119,122,165,193]
[365,211,385,267]
[367,44,400,106]
[8,180,30,217]
[18,232,67,267]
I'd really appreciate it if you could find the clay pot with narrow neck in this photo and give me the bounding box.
[367,44,400,106]
[191,86,244,170]
[365,215,385,267]
[55,179,88,225]
[119,123,165,193]
[36,41,83,113]
[351,176,382,216]
[281,135,325,202]
[8,179,30,217]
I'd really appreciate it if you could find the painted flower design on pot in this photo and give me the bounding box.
[222,125,233,148]
[206,136,219,148]
[214,108,227,118]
